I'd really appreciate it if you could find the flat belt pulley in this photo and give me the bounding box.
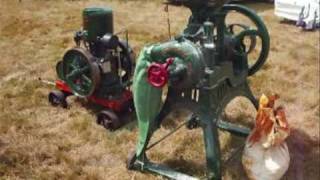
[223,4,270,76]
[61,48,101,97]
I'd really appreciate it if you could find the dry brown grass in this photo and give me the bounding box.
[0,0,319,179]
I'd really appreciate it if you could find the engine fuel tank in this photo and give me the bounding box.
[83,7,114,41]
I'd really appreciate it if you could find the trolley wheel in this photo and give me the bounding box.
[96,110,121,131]
[48,90,68,108]
[126,149,137,170]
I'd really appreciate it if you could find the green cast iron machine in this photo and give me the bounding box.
[128,0,270,179]
[49,7,135,131]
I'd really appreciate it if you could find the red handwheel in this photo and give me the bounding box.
[147,58,174,88]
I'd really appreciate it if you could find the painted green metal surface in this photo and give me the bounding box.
[222,4,270,76]
[62,48,100,97]
[133,40,205,157]
[83,7,113,41]
[129,2,270,180]
[132,48,163,157]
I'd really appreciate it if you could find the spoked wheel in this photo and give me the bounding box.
[62,48,101,97]
[96,110,121,131]
[223,4,270,76]
[227,23,257,54]
[48,90,68,108]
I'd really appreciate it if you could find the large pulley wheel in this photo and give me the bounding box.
[62,48,100,97]
[222,4,270,76]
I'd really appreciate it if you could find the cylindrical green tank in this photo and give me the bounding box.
[83,7,113,41]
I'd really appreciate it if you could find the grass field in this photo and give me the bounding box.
[0,0,319,179]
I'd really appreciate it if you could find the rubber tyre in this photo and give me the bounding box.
[48,90,68,108]
[96,110,121,131]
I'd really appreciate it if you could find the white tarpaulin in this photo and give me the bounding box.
[275,0,320,29]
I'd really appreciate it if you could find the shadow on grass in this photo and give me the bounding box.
[285,128,320,180]
[162,158,205,177]
[158,134,248,179]
[149,126,319,180]
[75,97,137,131]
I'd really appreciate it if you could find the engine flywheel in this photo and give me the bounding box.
[62,48,101,97]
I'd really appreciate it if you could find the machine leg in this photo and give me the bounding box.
[201,114,222,180]
[243,83,259,110]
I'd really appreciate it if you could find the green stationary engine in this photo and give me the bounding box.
[49,7,135,131]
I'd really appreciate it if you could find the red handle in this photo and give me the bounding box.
[147,58,174,88]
